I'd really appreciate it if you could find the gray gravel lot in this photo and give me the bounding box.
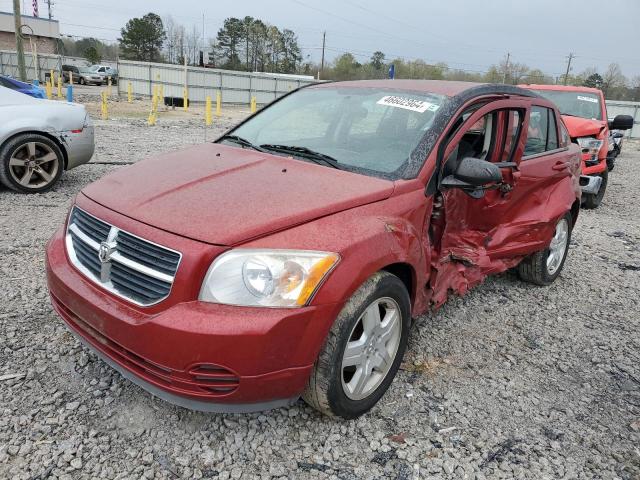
[1,115,639,480]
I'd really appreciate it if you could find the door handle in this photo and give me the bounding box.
[552,162,569,171]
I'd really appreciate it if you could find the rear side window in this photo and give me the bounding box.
[559,121,571,147]
[547,109,558,150]
[524,106,560,157]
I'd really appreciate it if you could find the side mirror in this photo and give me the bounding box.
[608,114,634,131]
[453,157,503,186]
[440,157,503,198]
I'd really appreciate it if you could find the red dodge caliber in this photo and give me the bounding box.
[46,81,582,418]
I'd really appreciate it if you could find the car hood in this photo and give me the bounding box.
[82,143,395,245]
[561,115,607,138]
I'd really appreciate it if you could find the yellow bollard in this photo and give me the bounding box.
[57,74,62,98]
[183,88,188,111]
[127,82,133,103]
[148,87,159,126]
[205,96,212,126]
[45,80,52,99]
[101,91,108,120]
[49,69,54,88]
[216,91,221,117]
[250,96,257,113]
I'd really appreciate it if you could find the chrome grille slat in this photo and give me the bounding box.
[65,206,182,306]
[71,208,110,243]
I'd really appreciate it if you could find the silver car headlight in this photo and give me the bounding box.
[576,137,603,161]
[199,249,340,307]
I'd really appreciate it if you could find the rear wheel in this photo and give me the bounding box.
[582,168,608,209]
[0,134,64,193]
[303,271,410,419]
[517,213,572,286]
[79,77,86,85]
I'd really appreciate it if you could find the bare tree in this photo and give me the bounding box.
[602,63,627,95]
[186,25,200,65]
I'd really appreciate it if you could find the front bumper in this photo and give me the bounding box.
[581,152,607,175]
[46,222,339,412]
[580,175,602,195]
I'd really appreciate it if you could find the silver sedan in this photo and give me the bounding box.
[0,86,94,193]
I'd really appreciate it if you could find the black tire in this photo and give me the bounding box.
[0,133,64,193]
[303,271,411,419]
[79,77,86,85]
[517,212,572,286]
[582,168,608,209]
[606,155,615,171]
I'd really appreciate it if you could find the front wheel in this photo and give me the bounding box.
[517,212,572,286]
[582,168,608,209]
[303,271,411,419]
[79,77,86,85]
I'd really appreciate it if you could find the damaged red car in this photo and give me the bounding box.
[46,80,582,419]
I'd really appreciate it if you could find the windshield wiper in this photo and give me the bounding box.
[218,135,266,152]
[260,144,342,170]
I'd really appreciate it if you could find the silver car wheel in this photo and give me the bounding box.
[341,297,402,401]
[547,218,569,275]
[8,142,60,190]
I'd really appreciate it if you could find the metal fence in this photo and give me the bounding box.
[0,52,316,104]
[0,50,65,82]
[117,60,317,105]
[605,101,640,139]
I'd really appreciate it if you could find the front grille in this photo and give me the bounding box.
[65,206,181,306]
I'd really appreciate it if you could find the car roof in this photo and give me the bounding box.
[520,84,603,95]
[309,79,539,98]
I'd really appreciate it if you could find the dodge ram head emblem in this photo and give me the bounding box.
[98,242,111,263]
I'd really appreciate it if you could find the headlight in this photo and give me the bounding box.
[199,249,340,307]
[576,137,603,161]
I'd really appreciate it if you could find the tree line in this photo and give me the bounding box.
[319,51,640,101]
[114,13,302,74]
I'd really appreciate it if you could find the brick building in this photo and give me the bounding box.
[0,11,60,54]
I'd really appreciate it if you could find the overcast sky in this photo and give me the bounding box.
[3,0,640,78]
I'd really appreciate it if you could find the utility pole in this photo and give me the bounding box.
[320,31,326,80]
[13,0,26,81]
[563,53,574,85]
[47,0,53,19]
[502,52,510,84]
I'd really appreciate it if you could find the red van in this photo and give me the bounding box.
[521,84,633,208]
[46,81,582,418]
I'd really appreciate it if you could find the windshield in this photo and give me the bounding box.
[225,86,445,179]
[531,89,602,121]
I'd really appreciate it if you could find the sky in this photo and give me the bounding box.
[2,0,640,78]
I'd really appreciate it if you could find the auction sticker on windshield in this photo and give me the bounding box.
[577,95,598,103]
[377,95,439,113]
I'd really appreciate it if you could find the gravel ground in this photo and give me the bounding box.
[1,115,639,480]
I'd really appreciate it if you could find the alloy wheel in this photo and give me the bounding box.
[8,142,60,190]
[341,297,402,400]
[547,218,569,275]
